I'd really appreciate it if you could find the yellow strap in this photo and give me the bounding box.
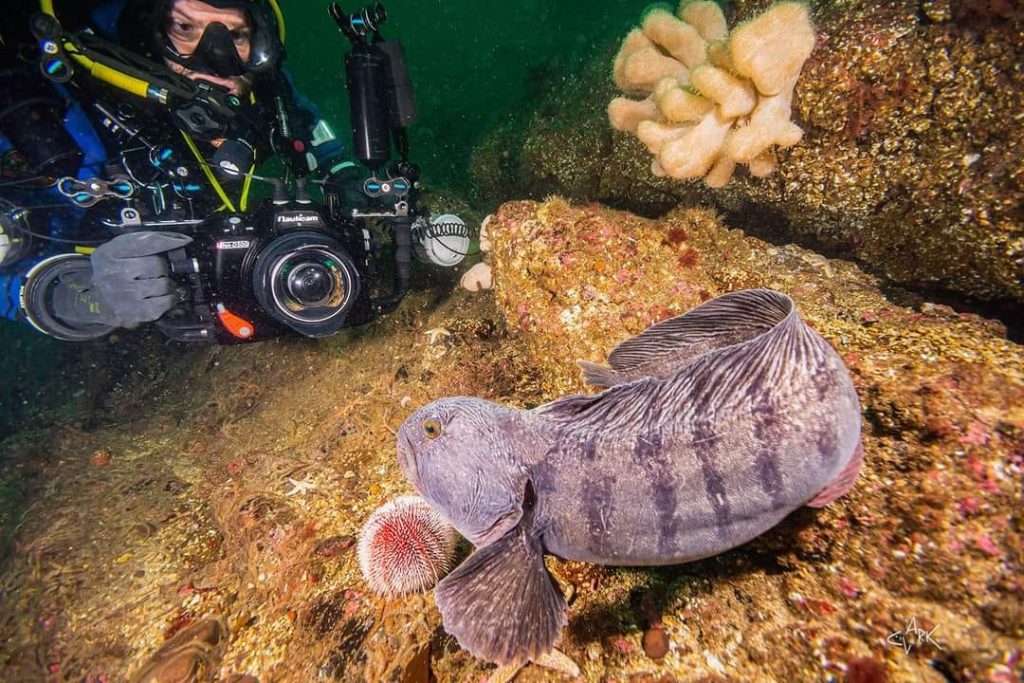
[44,3,163,102]
[180,131,237,213]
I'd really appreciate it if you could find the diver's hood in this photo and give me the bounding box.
[156,0,282,78]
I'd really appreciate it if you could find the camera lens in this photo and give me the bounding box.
[252,231,361,338]
[270,249,349,318]
[287,262,336,306]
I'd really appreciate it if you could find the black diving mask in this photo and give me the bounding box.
[161,2,281,79]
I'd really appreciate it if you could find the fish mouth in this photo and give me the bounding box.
[396,431,423,495]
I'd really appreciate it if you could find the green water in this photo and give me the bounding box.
[0,0,648,435]
[281,0,642,190]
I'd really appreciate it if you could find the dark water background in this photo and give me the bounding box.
[282,0,641,190]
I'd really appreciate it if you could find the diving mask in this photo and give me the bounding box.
[160,0,281,79]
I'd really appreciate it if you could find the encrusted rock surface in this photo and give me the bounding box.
[486,197,1023,682]
[0,197,1021,681]
[471,1,1024,304]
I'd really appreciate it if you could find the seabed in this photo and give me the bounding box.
[1,198,1021,682]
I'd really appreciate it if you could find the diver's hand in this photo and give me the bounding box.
[91,232,193,328]
[51,232,192,329]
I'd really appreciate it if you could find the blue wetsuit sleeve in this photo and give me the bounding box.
[1,134,88,325]
[0,268,27,322]
[0,198,79,324]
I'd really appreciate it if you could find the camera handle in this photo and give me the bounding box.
[157,245,216,343]
[372,215,412,316]
[331,2,422,317]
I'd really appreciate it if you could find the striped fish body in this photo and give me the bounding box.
[528,289,862,565]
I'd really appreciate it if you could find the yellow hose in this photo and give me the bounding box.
[42,0,158,102]
[43,0,266,215]
[65,50,152,99]
[268,0,286,43]
[181,132,238,213]
[240,166,254,212]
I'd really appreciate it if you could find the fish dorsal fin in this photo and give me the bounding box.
[536,376,659,429]
[434,484,567,665]
[576,360,624,388]
[580,289,793,387]
[607,289,791,374]
[547,290,813,429]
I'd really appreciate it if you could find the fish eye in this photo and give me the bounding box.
[423,419,442,439]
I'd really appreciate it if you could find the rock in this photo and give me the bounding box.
[130,618,226,683]
[486,198,1024,681]
[844,657,888,683]
[704,651,727,675]
[148,652,199,683]
[603,633,635,655]
[643,624,670,660]
[131,521,157,538]
[89,449,111,467]
[164,479,189,494]
[471,2,1024,305]
[315,535,355,558]
[400,643,430,683]
[980,599,1024,638]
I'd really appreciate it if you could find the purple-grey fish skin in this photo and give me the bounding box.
[396,288,863,664]
[532,290,862,565]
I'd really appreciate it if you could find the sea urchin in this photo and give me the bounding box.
[357,495,457,597]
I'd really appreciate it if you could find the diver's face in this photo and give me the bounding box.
[164,0,253,96]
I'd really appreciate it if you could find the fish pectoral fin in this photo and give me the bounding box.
[435,523,567,666]
[576,360,624,388]
[472,507,523,547]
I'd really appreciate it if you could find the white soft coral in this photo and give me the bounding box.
[608,1,816,187]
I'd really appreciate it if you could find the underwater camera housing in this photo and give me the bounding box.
[153,1,462,344]
[16,2,469,344]
[154,199,377,344]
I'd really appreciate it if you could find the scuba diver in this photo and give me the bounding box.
[0,0,466,343]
